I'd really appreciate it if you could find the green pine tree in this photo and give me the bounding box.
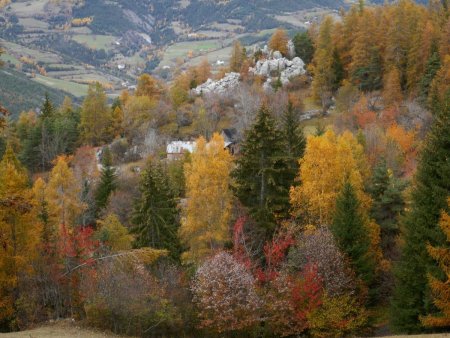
[292,32,315,64]
[369,159,406,259]
[53,107,80,156]
[272,75,283,92]
[419,52,441,104]
[331,48,345,92]
[315,121,326,136]
[19,124,42,171]
[94,147,117,216]
[282,101,306,187]
[390,91,450,333]
[352,46,383,92]
[331,181,375,288]
[19,96,80,172]
[369,159,390,200]
[232,105,289,237]
[131,161,181,260]
[41,93,54,119]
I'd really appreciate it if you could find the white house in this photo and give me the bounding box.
[166,141,196,160]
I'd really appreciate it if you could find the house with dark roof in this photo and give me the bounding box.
[221,128,240,155]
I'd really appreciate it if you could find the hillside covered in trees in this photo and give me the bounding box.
[0,0,449,337]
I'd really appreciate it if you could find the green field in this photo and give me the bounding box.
[185,46,232,67]
[19,17,49,29]
[0,52,20,66]
[33,75,89,97]
[5,0,48,16]
[1,40,61,64]
[161,40,224,65]
[72,34,116,50]
[65,73,113,85]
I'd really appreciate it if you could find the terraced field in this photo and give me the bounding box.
[72,34,116,51]
[33,74,89,98]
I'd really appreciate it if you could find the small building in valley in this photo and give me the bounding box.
[221,128,239,155]
[166,141,196,160]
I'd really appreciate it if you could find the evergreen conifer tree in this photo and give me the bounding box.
[131,161,181,260]
[282,101,306,187]
[331,48,344,92]
[331,181,375,288]
[369,159,406,258]
[94,147,117,216]
[233,105,289,237]
[41,93,54,119]
[292,32,315,64]
[419,52,441,104]
[390,91,450,333]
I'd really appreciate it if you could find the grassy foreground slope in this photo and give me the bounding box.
[0,321,132,338]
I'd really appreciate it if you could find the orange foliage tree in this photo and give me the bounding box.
[269,28,289,56]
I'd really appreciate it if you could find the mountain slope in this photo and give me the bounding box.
[0,68,77,118]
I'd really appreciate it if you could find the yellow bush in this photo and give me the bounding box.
[307,294,369,338]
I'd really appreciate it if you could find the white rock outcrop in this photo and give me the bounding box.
[287,40,296,59]
[249,56,306,89]
[280,57,306,84]
[192,72,241,95]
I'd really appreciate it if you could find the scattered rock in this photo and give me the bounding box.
[249,55,306,90]
[280,57,306,84]
[273,51,283,60]
[288,40,296,59]
[263,78,273,92]
[192,72,241,95]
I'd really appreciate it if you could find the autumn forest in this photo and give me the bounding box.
[0,0,449,337]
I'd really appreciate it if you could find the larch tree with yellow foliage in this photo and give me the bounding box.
[96,214,133,252]
[179,133,233,264]
[135,73,161,99]
[290,130,369,226]
[230,40,246,72]
[195,58,212,85]
[47,156,85,228]
[268,28,289,56]
[383,67,403,107]
[311,17,336,110]
[0,145,41,330]
[0,0,10,9]
[80,82,113,146]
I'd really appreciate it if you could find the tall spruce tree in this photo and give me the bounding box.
[282,101,306,187]
[233,105,289,237]
[369,159,406,259]
[19,96,80,172]
[94,147,117,216]
[419,52,441,104]
[292,32,315,64]
[331,181,375,288]
[131,161,181,260]
[331,48,345,92]
[352,46,383,92]
[41,93,54,119]
[390,91,450,333]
